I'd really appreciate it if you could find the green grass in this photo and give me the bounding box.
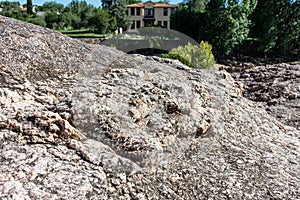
[57,29,89,34]
[57,29,104,38]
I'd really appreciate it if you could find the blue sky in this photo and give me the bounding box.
[2,0,183,7]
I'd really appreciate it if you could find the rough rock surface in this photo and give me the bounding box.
[233,64,300,130]
[1,15,300,199]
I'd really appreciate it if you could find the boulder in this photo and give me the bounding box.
[233,63,300,130]
[0,15,299,199]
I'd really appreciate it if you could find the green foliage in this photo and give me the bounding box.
[171,0,258,56]
[0,0,118,35]
[283,1,300,55]
[45,12,61,29]
[170,7,203,41]
[67,0,93,28]
[39,0,115,33]
[61,12,81,29]
[27,0,33,15]
[41,1,64,12]
[88,8,112,34]
[126,0,141,5]
[162,41,215,69]
[162,53,194,68]
[250,0,300,56]
[102,0,115,8]
[205,0,257,56]
[26,16,46,27]
[109,0,132,30]
[186,0,208,11]
[0,1,22,19]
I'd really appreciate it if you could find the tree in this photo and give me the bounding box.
[66,0,95,29]
[41,1,64,12]
[185,0,208,11]
[171,0,258,57]
[283,0,300,56]
[250,0,299,56]
[109,0,132,31]
[170,7,203,41]
[61,12,81,29]
[27,0,33,15]
[102,0,115,8]
[45,11,60,29]
[26,16,46,27]
[205,0,257,56]
[0,1,22,19]
[88,8,114,33]
[126,0,141,4]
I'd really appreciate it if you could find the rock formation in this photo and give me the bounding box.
[0,15,300,199]
[233,64,300,130]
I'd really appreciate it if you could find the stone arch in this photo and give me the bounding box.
[101,27,199,53]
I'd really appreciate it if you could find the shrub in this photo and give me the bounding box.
[26,16,46,27]
[162,41,215,69]
[162,53,194,68]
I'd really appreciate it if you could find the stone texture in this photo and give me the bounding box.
[233,64,300,130]
[0,15,300,199]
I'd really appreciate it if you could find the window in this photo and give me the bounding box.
[163,8,168,16]
[131,20,135,29]
[131,8,135,16]
[171,8,175,14]
[157,21,162,26]
[136,8,141,16]
[136,20,141,28]
[163,21,168,28]
[144,9,154,18]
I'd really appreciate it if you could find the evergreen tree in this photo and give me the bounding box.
[205,0,257,56]
[171,0,258,56]
[109,0,132,31]
[284,0,300,56]
[102,0,115,8]
[41,2,64,12]
[126,0,141,4]
[186,0,208,11]
[250,0,299,56]
[88,8,114,33]
[170,7,203,41]
[27,0,33,15]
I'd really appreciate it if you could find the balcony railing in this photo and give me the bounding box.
[144,15,154,18]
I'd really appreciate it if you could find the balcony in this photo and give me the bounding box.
[144,15,154,19]
[144,9,154,19]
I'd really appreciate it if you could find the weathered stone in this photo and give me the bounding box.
[0,15,299,200]
[233,64,300,130]
[0,114,8,128]
[56,119,85,140]
[7,119,23,132]
[196,119,210,137]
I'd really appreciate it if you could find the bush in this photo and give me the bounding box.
[162,41,215,69]
[162,53,194,68]
[26,16,46,27]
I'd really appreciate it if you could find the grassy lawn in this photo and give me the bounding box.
[57,29,104,38]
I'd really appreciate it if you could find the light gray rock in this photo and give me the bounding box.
[233,63,300,130]
[0,15,299,199]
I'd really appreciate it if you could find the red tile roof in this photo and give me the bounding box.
[127,3,144,7]
[127,1,177,8]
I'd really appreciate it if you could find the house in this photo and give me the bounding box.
[21,6,37,15]
[21,7,27,14]
[126,1,177,30]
